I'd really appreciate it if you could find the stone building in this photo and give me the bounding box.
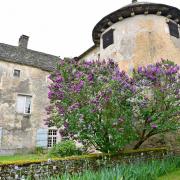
[0,35,60,155]
[1,0,180,155]
[79,0,180,71]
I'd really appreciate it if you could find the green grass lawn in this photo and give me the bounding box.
[158,169,180,180]
[0,154,48,164]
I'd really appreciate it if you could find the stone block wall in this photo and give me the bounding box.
[0,148,170,179]
[0,60,50,153]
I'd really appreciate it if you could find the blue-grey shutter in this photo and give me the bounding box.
[0,127,2,147]
[36,128,48,147]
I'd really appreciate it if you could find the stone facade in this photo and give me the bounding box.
[0,35,60,155]
[100,15,180,72]
[79,46,100,62]
[79,2,180,71]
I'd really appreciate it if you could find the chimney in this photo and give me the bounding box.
[18,35,29,48]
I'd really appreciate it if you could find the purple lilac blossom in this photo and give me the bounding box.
[151,124,157,129]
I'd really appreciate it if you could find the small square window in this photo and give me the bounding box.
[13,69,20,77]
[102,29,114,49]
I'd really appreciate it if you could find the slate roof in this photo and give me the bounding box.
[0,43,60,71]
[92,2,180,45]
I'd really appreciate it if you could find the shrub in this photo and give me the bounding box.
[46,59,179,152]
[34,147,44,155]
[48,140,82,157]
[46,59,136,153]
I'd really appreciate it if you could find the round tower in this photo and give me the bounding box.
[91,1,180,72]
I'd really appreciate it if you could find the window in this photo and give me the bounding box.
[47,129,57,147]
[16,95,32,114]
[168,21,179,38]
[13,69,20,77]
[102,29,114,49]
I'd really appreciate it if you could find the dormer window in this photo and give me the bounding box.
[102,29,114,49]
[13,69,20,77]
[168,21,179,38]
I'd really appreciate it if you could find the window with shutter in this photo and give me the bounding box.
[168,21,179,38]
[102,29,114,49]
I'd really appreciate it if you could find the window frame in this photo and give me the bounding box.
[16,94,32,115]
[102,28,115,49]
[47,129,57,148]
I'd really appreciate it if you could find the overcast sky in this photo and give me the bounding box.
[0,0,180,58]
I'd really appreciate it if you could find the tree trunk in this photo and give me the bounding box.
[133,132,154,149]
[133,140,145,149]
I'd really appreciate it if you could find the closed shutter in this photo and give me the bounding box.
[0,127,2,147]
[36,128,48,147]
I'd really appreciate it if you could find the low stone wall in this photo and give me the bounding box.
[0,148,171,180]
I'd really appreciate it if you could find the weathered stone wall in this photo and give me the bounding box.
[100,15,180,72]
[0,148,170,179]
[0,60,50,154]
[80,46,100,62]
[80,15,180,72]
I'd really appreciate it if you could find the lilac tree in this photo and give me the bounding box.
[46,58,179,152]
[45,59,137,153]
[132,60,180,149]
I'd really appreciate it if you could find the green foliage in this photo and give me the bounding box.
[158,169,180,180]
[48,140,82,157]
[51,156,180,180]
[46,59,179,152]
[34,147,44,155]
[46,59,137,153]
